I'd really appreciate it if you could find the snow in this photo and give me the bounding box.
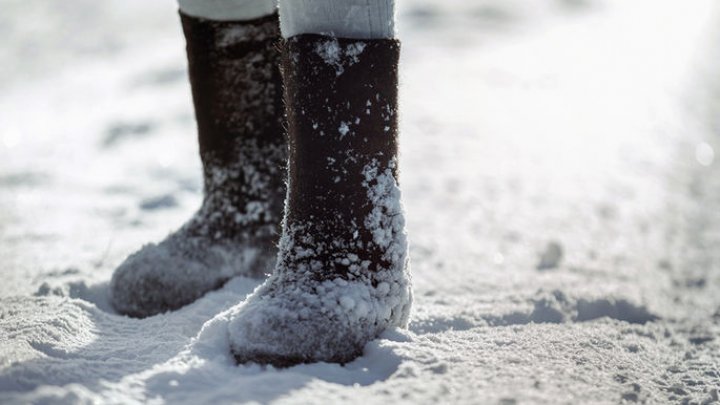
[314,39,367,76]
[339,122,351,138]
[2,0,720,403]
[695,142,715,167]
[537,241,563,271]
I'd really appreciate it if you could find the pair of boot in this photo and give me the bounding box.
[109,12,412,366]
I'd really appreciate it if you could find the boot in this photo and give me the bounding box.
[227,34,412,366]
[110,12,286,318]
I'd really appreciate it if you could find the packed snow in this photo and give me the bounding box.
[2,0,720,403]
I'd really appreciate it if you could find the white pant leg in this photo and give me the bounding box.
[178,0,277,21]
[278,0,396,39]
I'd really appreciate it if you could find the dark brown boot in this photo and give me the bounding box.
[227,34,412,366]
[110,12,286,318]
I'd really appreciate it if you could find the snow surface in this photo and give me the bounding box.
[2,0,720,403]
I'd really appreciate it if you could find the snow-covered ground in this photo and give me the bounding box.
[2,0,720,403]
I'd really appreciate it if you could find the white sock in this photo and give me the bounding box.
[279,0,396,39]
[178,0,277,21]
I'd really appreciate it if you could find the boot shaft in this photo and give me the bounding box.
[180,12,285,165]
[283,35,400,220]
[179,12,287,239]
[280,35,402,278]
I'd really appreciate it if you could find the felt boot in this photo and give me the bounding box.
[227,34,412,366]
[110,12,286,318]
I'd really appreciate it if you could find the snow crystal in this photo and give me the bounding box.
[340,296,356,310]
[315,39,341,65]
[338,121,351,138]
[215,17,278,47]
[217,25,252,47]
[315,39,368,76]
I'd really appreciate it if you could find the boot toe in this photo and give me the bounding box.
[109,241,226,318]
[228,282,375,367]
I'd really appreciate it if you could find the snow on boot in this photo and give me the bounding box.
[228,35,412,367]
[110,12,286,318]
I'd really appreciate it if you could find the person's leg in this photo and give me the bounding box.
[178,0,276,21]
[279,0,395,39]
[110,0,285,318]
[227,0,412,366]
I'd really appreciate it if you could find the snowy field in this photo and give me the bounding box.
[2,0,720,403]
